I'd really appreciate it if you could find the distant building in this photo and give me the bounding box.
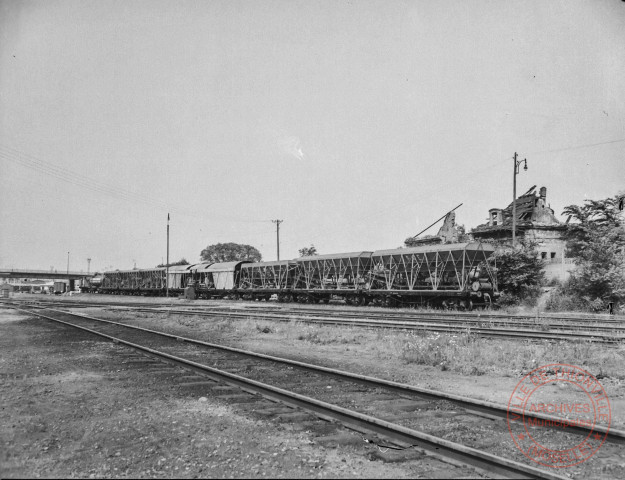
[470,186,574,282]
[1,283,13,298]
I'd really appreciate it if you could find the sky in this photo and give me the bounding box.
[1,0,624,273]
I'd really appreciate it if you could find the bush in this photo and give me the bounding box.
[562,195,625,305]
[488,241,545,307]
[497,285,542,308]
[544,290,585,312]
[497,292,522,308]
[545,284,613,312]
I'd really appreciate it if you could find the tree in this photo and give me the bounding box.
[488,241,545,305]
[200,243,262,263]
[156,258,189,267]
[298,244,318,257]
[561,195,625,305]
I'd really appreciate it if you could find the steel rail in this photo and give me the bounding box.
[22,306,625,446]
[12,305,567,480]
[2,299,621,342]
[14,300,618,340]
[124,306,623,343]
[154,306,625,334]
[4,297,625,324]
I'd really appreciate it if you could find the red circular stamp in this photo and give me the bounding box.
[507,363,611,468]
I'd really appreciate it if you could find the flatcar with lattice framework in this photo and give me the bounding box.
[95,241,498,308]
[285,242,498,308]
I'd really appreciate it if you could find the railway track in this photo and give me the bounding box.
[10,296,625,324]
[6,298,623,343]
[6,303,624,478]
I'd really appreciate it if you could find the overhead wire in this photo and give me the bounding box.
[0,143,268,224]
[527,137,625,155]
[298,136,625,250]
[3,135,621,256]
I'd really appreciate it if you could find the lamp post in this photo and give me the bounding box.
[512,152,528,247]
[272,219,283,261]
[166,213,170,298]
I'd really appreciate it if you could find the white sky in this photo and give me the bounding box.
[1,0,624,272]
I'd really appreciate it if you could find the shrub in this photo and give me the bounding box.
[545,283,614,312]
[489,241,545,306]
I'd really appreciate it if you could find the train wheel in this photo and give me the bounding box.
[444,299,459,310]
[383,297,397,308]
[352,295,365,307]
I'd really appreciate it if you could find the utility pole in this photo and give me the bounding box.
[87,258,91,275]
[272,219,283,261]
[166,213,170,297]
[67,251,70,276]
[512,152,528,247]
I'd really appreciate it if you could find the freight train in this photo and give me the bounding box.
[82,242,499,309]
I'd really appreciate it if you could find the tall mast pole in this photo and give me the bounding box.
[166,213,170,297]
[512,152,517,247]
[272,219,283,261]
[512,153,528,248]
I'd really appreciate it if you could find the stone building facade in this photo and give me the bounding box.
[470,186,574,282]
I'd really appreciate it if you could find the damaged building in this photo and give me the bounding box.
[405,211,467,247]
[470,186,573,281]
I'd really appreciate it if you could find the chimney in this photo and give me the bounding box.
[540,186,547,200]
[488,208,503,226]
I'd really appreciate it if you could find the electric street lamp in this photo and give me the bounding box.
[512,152,528,247]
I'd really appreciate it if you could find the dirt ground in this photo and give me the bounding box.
[2,295,624,478]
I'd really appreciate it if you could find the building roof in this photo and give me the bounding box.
[471,185,565,236]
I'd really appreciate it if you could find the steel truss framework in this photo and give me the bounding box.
[369,243,496,294]
[96,243,498,305]
[295,253,372,291]
[102,269,166,291]
[239,261,296,291]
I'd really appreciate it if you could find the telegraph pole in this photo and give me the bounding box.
[272,219,283,260]
[87,258,91,275]
[67,252,70,276]
[166,213,170,297]
[512,152,528,247]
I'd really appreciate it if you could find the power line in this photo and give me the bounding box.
[336,136,625,225]
[0,143,267,224]
[528,138,625,155]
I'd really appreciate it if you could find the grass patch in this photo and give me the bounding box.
[293,323,363,345]
[393,330,624,378]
